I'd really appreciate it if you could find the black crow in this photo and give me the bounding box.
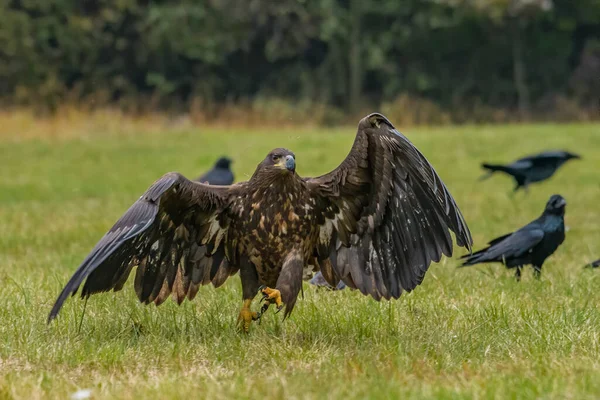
[585,259,600,268]
[196,157,234,185]
[481,150,580,192]
[309,271,347,290]
[461,194,566,280]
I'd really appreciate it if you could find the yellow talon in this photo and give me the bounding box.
[237,299,259,333]
[261,287,283,309]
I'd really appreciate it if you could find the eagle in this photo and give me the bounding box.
[48,113,472,332]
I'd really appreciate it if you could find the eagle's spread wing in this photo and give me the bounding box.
[306,113,472,300]
[48,173,240,322]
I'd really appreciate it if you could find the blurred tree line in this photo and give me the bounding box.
[1,0,599,123]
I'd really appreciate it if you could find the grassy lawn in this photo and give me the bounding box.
[1,121,600,399]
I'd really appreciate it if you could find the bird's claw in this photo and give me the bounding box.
[255,309,264,325]
[257,285,267,301]
[256,286,284,318]
[237,301,259,333]
[256,301,270,323]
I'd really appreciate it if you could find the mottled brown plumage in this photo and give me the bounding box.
[48,113,473,329]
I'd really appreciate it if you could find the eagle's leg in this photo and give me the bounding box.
[237,299,259,333]
[237,259,261,333]
[258,250,304,319]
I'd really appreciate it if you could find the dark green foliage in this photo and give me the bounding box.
[0,0,598,118]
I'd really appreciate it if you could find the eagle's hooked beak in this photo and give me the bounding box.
[276,155,296,172]
[285,155,296,172]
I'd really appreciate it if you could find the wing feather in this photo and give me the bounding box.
[306,113,472,300]
[48,173,242,322]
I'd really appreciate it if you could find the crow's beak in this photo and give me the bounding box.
[558,198,567,208]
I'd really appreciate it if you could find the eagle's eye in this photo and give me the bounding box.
[271,154,280,162]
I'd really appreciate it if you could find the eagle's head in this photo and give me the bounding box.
[258,148,296,174]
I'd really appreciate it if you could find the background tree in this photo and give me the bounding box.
[0,0,598,121]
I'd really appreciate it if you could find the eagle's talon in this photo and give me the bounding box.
[258,300,271,319]
[260,287,283,310]
[260,301,270,311]
[255,286,284,319]
[255,300,272,324]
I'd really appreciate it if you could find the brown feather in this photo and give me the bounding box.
[305,113,472,301]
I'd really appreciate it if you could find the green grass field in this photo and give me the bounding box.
[1,122,600,399]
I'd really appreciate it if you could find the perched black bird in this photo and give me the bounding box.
[481,150,580,192]
[195,157,234,185]
[47,113,472,332]
[585,259,600,268]
[309,271,347,290]
[461,194,566,280]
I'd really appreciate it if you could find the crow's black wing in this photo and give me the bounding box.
[515,151,567,167]
[461,227,544,266]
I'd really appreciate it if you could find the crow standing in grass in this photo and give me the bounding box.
[47,113,472,332]
[481,151,580,192]
[196,157,234,186]
[461,194,566,280]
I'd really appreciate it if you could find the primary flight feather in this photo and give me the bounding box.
[48,113,472,331]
